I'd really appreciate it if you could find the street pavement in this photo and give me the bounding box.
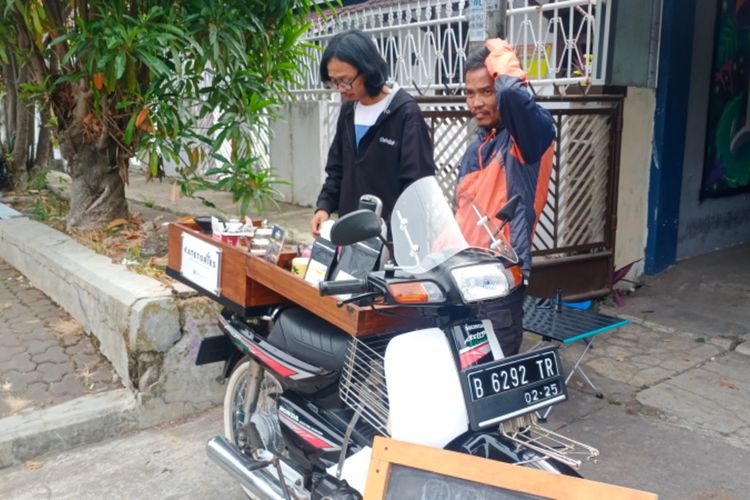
[0,313,748,500]
[0,260,121,418]
[0,174,748,499]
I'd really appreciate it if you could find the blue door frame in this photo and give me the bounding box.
[645,0,697,274]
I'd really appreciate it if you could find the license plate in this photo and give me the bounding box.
[460,346,567,430]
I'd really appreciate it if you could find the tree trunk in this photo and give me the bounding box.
[60,124,129,229]
[10,90,33,190]
[2,55,17,143]
[33,109,53,171]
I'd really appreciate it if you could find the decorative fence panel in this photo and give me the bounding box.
[415,95,623,299]
[285,1,622,298]
[296,0,611,94]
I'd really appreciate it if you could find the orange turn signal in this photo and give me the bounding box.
[388,281,444,304]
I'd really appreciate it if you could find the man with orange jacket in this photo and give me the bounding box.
[456,39,555,356]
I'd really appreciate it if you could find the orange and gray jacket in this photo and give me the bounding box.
[455,41,555,272]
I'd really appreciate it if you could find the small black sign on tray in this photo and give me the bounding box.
[459,346,567,431]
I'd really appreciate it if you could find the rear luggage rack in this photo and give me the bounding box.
[500,414,599,469]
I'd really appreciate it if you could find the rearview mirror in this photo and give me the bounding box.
[330,209,382,246]
[496,194,521,223]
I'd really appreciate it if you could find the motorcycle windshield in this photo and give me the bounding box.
[391,176,469,273]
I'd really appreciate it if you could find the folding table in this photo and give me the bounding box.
[522,296,629,420]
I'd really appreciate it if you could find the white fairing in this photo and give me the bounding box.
[384,328,469,448]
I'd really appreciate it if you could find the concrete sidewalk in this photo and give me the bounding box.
[122,172,316,246]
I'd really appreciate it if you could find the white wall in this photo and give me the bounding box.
[269,100,333,207]
[614,88,656,278]
[677,0,750,258]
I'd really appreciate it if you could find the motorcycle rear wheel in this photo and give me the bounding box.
[223,359,284,499]
[224,359,282,446]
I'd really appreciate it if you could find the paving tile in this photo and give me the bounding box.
[37,361,75,384]
[0,259,123,419]
[1,370,43,391]
[0,345,25,362]
[33,345,69,364]
[23,381,53,407]
[24,338,57,355]
[7,352,37,373]
[49,373,86,397]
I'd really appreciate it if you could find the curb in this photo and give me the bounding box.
[0,216,178,386]
[0,204,226,464]
[0,389,138,468]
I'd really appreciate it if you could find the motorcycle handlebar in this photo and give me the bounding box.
[319,279,369,297]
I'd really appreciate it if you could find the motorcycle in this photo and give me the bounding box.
[194,176,598,499]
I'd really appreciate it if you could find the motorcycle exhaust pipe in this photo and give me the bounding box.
[206,436,287,500]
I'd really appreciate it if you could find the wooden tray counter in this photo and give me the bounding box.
[166,222,428,337]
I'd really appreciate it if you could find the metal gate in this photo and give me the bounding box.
[418,94,624,300]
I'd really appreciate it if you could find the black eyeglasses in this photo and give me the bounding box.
[325,72,361,91]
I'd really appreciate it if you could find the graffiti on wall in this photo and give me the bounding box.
[702,0,750,199]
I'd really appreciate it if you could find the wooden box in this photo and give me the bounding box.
[166,222,428,337]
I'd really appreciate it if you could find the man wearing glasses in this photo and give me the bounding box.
[310,30,436,235]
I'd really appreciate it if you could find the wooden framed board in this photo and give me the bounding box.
[364,436,657,500]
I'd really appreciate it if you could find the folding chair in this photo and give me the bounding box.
[522,295,629,420]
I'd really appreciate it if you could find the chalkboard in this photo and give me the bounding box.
[385,464,548,500]
[364,437,658,500]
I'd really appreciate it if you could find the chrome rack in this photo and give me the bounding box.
[500,414,599,469]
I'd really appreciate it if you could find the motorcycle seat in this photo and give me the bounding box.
[267,307,351,371]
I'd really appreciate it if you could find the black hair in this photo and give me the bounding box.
[464,47,490,76]
[319,30,388,97]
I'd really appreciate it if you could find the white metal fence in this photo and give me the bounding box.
[295,0,611,95]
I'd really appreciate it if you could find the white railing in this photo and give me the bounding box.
[295,0,610,95]
[298,0,469,96]
[506,0,611,88]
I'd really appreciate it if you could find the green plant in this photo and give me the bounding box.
[2,0,337,228]
[29,169,50,190]
[31,201,49,222]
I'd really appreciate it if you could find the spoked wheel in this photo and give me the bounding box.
[224,359,282,448]
[222,359,284,499]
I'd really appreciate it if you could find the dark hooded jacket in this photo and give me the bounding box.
[315,88,436,224]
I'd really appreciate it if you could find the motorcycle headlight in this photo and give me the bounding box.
[451,263,511,303]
